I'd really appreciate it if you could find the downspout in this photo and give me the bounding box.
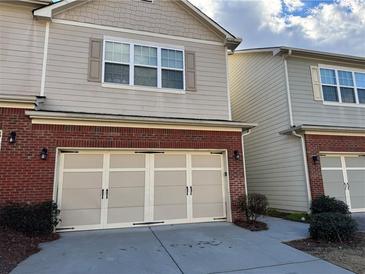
[241,129,252,197]
[283,50,312,210]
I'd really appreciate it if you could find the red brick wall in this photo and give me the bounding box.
[0,108,246,222]
[305,134,365,199]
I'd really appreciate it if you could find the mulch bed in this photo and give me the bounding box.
[287,232,365,274]
[234,220,268,231]
[0,229,59,274]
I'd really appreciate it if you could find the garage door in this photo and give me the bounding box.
[57,151,227,231]
[321,155,365,212]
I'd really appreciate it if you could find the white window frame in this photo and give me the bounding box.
[319,64,365,108]
[102,37,185,94]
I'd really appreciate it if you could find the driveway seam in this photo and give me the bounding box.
[149,227,184,274]
[207,259,321,274]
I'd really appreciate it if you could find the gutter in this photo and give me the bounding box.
[241,129,252,197]
[283,51,312,211]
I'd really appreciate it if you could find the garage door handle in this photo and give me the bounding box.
[101,189,104,199]
[106,189,109,199]
[190,186,193,195]
[186,186,189,196]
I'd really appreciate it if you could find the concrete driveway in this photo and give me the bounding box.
[12,217,353,274]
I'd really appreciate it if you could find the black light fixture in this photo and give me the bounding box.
[234,150,241,160]
[40,148,48,160]
[312,155,319,164]
[8,131,16,144]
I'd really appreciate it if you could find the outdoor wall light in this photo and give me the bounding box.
[40,148,48,160]
[8,131,16,144]
[312,155,319,164]
[234,150,241,160]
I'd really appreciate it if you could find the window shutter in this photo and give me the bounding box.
[310,65,322,101]
[185,51,196,91]
[88,38,103,82]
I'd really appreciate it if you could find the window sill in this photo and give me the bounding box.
[102,82,186,95]
[323,101,365,108]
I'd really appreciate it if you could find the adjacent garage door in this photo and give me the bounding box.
[57,151,227,231]
[321,155,365,212]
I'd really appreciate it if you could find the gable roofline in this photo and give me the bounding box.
[235,46,365,64]
[33,0,242,50]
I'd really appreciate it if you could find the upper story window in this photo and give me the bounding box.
[320,67,365,105]
[103,40,185,90]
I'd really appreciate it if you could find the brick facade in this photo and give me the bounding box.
[0,108,246,222]
[304,134,365,199]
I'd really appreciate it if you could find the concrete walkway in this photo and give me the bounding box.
[12,217,353,274]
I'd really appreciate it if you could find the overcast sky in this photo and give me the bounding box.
[189,0,365,57]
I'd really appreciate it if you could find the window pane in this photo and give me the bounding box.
[320,69,337,85]
[162,70,183,89]
[104,63,129,84]
[134,45,157,66]
[355,72,365,88]
[358,89,365,104]
[338,70,354,86]
[105,42,129,63]
[322,85,338,102]
[134,66,157,87]
[340,87,356,103]
[162,49,183,69]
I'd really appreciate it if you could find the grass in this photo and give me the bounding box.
[267,208,310,223]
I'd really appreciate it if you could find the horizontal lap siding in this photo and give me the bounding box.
[43,23,230,120]
[288,57,365,127]
[229,53,309,211]
[0,4,45,96]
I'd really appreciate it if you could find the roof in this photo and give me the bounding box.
[235,46,365,64]
[280,124,365,135]
[33,0,242,50]
[25,110,257,130]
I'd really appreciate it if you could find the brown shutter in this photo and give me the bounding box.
[185,51,196,91]
[88,38,103,82]
[310,65,322,101]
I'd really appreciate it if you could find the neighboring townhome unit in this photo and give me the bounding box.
[229,47,365,213]
[0,0,255,231]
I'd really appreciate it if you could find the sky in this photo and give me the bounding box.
[188,0,365,56]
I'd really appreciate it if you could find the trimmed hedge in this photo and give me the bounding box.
[0,201,60,235]
[311,195,350,214]
[309,212,358,242]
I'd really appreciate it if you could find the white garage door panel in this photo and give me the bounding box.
[347,170,365,210]
[60,209,101,227]
[63,172,102,188]
[192,155,221,168]
[107,207,144,224]
[321,170,346,203]
[58,152,227,230]
[110,154,145,168]
[63,154,103,169]
[321,155,365,212]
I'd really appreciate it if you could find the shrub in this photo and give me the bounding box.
[238,193,269,222]
[309,212,358,242]
[0,201,60,235]
[311,195,350,214]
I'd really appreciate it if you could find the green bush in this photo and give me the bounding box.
[309,212,357,242]
[311,195,350,214]
[238,193,269,222]
[0,201,60,235]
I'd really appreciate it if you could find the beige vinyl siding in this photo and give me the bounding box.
[0,3,46,97]
[287,57,365,127]
[43,22,230,120]
[54,0,223,42]
[229,53,309,211]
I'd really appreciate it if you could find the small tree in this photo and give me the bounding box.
[238,193,269,223]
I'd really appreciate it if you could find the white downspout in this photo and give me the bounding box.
[241,129,252,197]
[40,21,50,97]
[283,51,312,210]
